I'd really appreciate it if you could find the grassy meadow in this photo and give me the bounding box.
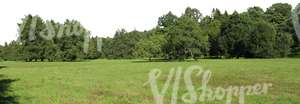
[0,59,300,104]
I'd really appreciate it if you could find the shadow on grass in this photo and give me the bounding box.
[0,66,7,69]
[0,66,19,104]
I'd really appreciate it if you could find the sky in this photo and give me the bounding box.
[0,0,299,45]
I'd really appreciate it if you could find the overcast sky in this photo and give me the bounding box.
[0,0,299,45]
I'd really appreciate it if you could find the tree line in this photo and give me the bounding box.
[0,15,101,61]
[1,3,300,61]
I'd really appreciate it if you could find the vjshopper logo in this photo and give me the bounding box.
[292,3,300,41]
[144,65,272,104]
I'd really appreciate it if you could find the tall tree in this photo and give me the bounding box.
[85,37,101,59]
[158,12,178,29]
[244,7,276,58]
[110,29,145,59]
[202,8,228,57]
[18,15,46,61]
[18,15,91,61]
[265,3,292,24]
[219,11,253,58]
[266,3,294,57]
[163,7,208,60]
[291,3,300,54]
[101,37,113,58]
[274,32,294,57]
[247,21,276,58]
[134,29,166,61]
[57,20,90,61]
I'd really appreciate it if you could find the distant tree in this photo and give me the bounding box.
[158,12,178,29]
[44,41,59,62]
[17,15,91,62]
[85,37,101,59]
[291,3,300,51]
[219,11,253,58]
[265,3,294,36]
[201,9,228,57]
[56,20,90,61]
[183,7,202,21]
[109,29,127,58]
[242,7,277,58]
[2,41,21,61]
[163,7,208,60]
[101,37,113,58]
[134,30,166,61]
[265,3,292,25]
[274,32,294,57]
[265,3,294,57]
[41,20,60,61]
[18,15,46,61]
[247,21,276,58]
[247,6,265,20]
[110,29,145,59]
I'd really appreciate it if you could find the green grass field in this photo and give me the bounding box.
[0,59,300,104]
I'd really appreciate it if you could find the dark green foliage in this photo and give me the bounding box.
[290,45,300,57]
[265,3,295,57]
[202,9,228,57]
[100,37,113,58]
[245,7,277,58]
[18,15,46,61]
[109,29,145,59]
[218,4,297,58]
[161,8,209,60]
[247,21,276,58]
[274,32,294,57]
[158,12,178,29]
[219,12,253,58]
[55,20,89,61]
[2,2,300,61]
[1,42,21,61]
[292,3,300,48]
[84,37,102,59]
[16,15,90,62]
[265,3,292,25]
[134,29,166,61]
[247,6,265,20]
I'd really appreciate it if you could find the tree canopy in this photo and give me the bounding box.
[2,2,300,61]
